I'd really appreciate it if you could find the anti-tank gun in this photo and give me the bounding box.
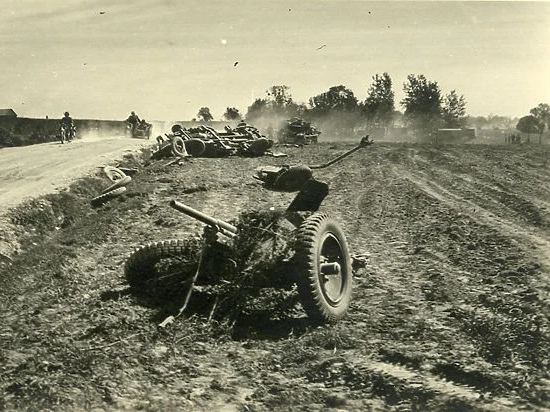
[125,136,372,324]
[254,135,373,193]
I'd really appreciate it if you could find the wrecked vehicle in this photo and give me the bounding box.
[278,117,321,145]
[125,136,372,324]
[155,123,273,158]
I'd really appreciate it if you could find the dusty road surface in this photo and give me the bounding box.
[0,136,153,211]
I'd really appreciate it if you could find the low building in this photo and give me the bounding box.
[0,108,17,117]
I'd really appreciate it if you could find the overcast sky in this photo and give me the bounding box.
[1,0,548,121]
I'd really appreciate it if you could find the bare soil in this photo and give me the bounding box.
[1,141,549,411]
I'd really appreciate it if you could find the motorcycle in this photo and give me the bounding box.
[126,121,152,139]
[60,124,76,144]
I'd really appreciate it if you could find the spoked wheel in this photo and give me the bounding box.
[294,213,352,323]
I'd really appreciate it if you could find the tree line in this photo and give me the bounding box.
[193,73,549,141]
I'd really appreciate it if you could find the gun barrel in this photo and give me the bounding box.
[170,200,238,236]
[309,136,372,170]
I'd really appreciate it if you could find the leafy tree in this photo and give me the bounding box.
[516,115,544,143]
[308,85,360,136]
[363,73,395,127]
[245,85,300,122]
[530,103,550,143]
[441,90,467,128]
[267,85,293,108]
[197,107,213,122]
[223,107,241,121]
[465,115,489,130]
[487,114,515,130]
[401,74,442,136]
[245,98,269,122]
[309,85,358,116]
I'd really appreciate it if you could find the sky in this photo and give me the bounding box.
[0,0,549,121]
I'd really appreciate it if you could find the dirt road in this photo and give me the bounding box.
[0,137,153,211]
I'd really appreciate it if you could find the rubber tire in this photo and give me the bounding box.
[294,213,352,323]
[91,186,127,207]
[101,175,132,194]
[104,166,126,182]
[171,124,183,134]
[184,139,206,157]
[171,136,188,157]
[248,138,272,156]
[125,239,191,288]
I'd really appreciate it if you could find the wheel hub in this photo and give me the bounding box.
[318,233,347,305]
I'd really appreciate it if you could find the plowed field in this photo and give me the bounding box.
[1,142,549,411]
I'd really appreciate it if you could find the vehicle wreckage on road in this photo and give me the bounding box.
[125,136,372,324]
[152,122,273,159]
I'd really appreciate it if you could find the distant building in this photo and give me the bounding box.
[0,108,17,117]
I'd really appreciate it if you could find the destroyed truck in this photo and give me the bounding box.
[278,118,321,145]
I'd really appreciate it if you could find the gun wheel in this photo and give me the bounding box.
[294,213,352,323]
[124,239,198,289]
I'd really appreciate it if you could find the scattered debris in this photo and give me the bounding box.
[91,186,127,207]
[103,166,126,182]
[92,168,133,207]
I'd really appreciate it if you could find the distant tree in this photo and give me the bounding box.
[392,110,405,127]
[465,115,489,130]
[441,90,467,128]
[267,85,293,108]
[530,103,550,143]
[516,115,544,143]
[223,107,241,121]
[487,114,515,130]
[197,107,213,122]
[401,74,443,136]
[245,85,300,122]
[308,85,360,136]
[363,73,395,127]
[309,85,358,116]
[245,98,269,122]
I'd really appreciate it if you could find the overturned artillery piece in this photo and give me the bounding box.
[164,123,273,158]
[126,137,372,323]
